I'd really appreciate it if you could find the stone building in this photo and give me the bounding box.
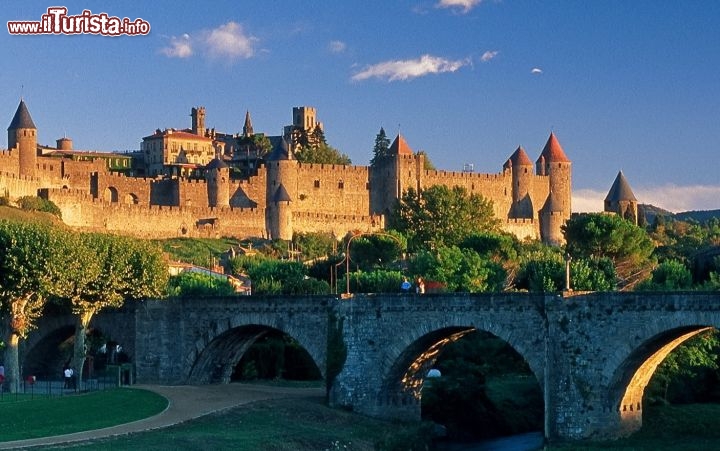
[1,100,573,244]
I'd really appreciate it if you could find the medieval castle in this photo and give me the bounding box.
[0,100,578,244]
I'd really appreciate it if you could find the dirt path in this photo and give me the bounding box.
[0,384,324,449]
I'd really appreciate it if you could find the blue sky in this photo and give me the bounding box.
[2,1,719,212]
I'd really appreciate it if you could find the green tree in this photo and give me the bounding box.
[294,143,351,165]
[370,127,391,166]
[636,260,693,291]
[237,133,272,158]
[168,271,236,296]
[563,213,655,289]
[345,231,406,271]
[392,185,499,251]
[51,233,168,386]
[0,221,62,392]
[410,246,506,292]
[231,256,329,294]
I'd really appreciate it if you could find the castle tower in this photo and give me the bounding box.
[540,190,565,246]
[242,110,254,137]
[205,157,230,208]
[504,146,534,219]
[7,99,37,178]
[604,171,639,225]
[56,136,73,150]
[370,134,418,217]
[265,138,297,240]
[191,106,206,137]
[536,132,572,227]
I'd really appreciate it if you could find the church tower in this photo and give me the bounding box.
[7,99,37,178]
[242,111,254,137]
[191,106,206,137]
[604,171,639,225]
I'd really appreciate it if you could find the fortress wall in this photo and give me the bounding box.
[96,171,155,204]
[295,163,370,216]
[229,169,266,208]
[419,169,515,219]
[59,159,105,188]
[177,178,211,208]
[504,218,540,241]
[292,211,384,237]
[0,171,42,199]
[34,157,64,184]
[44,187,267,239]
[531,175,552,213]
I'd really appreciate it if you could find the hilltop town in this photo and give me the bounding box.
[0,100,636,244]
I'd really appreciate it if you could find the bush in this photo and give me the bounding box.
[167,271,236,296]
[16,196,62,218]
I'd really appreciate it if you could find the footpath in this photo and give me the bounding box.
[0,384,323,450]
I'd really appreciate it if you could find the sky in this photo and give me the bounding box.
[1,1,719,213]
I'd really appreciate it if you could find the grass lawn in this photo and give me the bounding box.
[48,396,430,451]
[0,388,168,441]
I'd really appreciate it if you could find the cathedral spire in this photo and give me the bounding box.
[243,110,254,137]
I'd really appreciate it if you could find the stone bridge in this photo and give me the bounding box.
[23,291,720,442]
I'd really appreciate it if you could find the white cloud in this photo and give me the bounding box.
[160,22,257,62]
[160,34,193,58]
[436,0,482,13]
[573,185,720,214]
[352,54,470,82]
[328,40,347,54]
[531,67,543,74]
[203,22,257,60]
[480,50,498,62]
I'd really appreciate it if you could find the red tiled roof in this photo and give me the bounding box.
[537,132,570,163]
[504,146,533,169]
[389,134,414,155]
[143,130,212,141]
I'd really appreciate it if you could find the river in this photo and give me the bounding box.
[435,431,545,451]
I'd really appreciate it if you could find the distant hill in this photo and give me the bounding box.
[640,204,720,224]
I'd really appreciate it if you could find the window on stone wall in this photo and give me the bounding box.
[314,180,320,188]
[366,181,370,189]
[338,180,344,189]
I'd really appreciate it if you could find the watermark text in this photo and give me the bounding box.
[8,7,150,36]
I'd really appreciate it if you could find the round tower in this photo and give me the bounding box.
[540,190,565,246]
[265,138,297,240]
[56,136,73,150]
[536,132,572,223]
[205,157,230,208]
[504,146,534,219]
[7,100,38,178]
[604,171,639,225]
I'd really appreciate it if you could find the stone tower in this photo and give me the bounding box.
[605,171,638,225]
[536,132,572,229]
[7,99,37,178]
[205,157,230,208]
[369,134,420,217]
[540,190,566,246]
[242,110,254,137]
[504,146,534,219]
[191,106,206,137]
[265,138,297,240]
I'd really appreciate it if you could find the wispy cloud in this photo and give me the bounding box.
[573,185,720,213]
[328,40,347,54]
[352,54,470,82]
[531,67,543,74]
[480,50,498,62]
[160,22,258,62]
[436,0,482,13]
[161,33,192,58]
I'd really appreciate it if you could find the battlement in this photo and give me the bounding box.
[297,162,368,173]
[293,210,382,222]
[506,218,535,225]
[424,169,505,180]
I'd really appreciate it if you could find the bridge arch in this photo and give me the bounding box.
[606,324,715,437]
[184,319,326,385]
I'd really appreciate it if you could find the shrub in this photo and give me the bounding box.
[16,196,62,218]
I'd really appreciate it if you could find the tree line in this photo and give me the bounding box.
[0,220,168,392]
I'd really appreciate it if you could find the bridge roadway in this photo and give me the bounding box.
[25,291,720,442]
